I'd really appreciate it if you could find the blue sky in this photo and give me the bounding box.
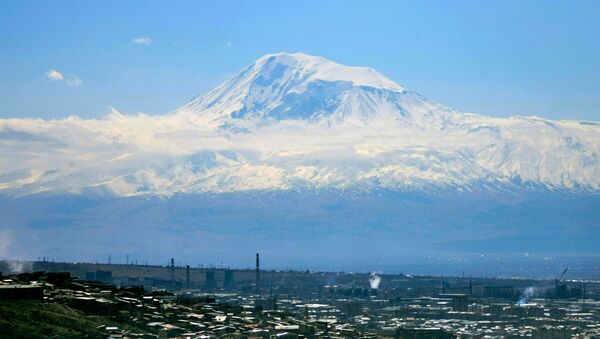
[1,0,599,120]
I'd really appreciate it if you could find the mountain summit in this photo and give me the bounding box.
[176,52,448,127]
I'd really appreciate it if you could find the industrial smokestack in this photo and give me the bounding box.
[256,253,260,294]
[186,265,190,289]
[170,258,175,286]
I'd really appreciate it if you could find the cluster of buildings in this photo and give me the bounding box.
[1,259,600,338]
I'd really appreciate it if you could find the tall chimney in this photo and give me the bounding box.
[186,265,190,289]
[255,253,260,294]
[170,258,175,286]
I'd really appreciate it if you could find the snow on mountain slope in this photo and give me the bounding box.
[0,53,599,196]
[175,52,451,128]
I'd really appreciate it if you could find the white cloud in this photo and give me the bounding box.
[45,70,82,87]
[225,41,233,48]
[45,70,64,81]
[66,76,83,87]
[132,37,152,45]
[0,104,598,197]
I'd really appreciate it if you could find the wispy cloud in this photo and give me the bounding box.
[45,70,64,81]
[224,41,233,48]
[66,76,83,87]
[132,37,152,45]
[44,70,82,87]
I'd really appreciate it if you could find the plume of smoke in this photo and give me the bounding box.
[0,230,32,274]
[369,272,381,289]
[6,260,32,274]
[517,286,536,305]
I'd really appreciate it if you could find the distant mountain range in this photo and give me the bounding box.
[0,53,599,271]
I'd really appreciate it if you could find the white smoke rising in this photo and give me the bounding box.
[517,286,536,305]
[0,230,32,274]
[369,272,381,289]
[5,260,32,274]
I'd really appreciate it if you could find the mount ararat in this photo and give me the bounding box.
[1,53,599,274]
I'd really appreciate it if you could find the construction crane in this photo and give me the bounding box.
[556,268,569,282]
[554,268,569,298]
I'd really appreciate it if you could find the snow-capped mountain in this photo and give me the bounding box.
[1,52,600,266]
[175,52,451,128]
[0,52,599,196]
